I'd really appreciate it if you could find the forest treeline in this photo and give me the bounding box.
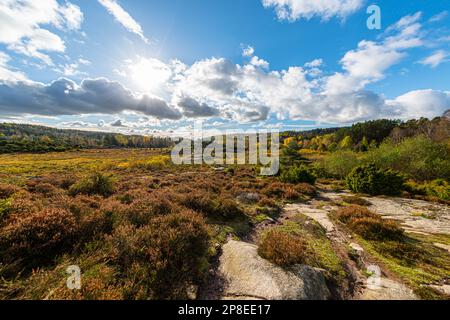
[1,114,449,154]
[0,123,174,153]
[281,115,450,152]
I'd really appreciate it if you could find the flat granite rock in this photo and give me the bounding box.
[218,240,330,300]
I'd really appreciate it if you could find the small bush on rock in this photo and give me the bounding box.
[258,229,306,266]
[335,205,404,241]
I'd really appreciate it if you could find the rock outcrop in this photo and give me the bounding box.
[218,240,330,300]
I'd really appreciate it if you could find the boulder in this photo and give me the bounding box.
[237,192,260,204]
[219,240,330,300]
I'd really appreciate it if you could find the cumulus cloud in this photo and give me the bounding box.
[242,45,255,57]
[1,13,449,125]
[177,97,220,118]
[98,0,149,43]
[304,59,323,68]
[387,90,450,120]
[419,50,448,68]
[0,77,181,120]
[325,12,424,95]
[0,0,83,64]
[110,119,126,127]
[262,0,364,22]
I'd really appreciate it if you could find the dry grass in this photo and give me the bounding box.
[258,229,306,266]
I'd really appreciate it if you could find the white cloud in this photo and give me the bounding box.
[0,51,28,82]
[262,0,364,22]
[98,0,149,43]
[250,56,270,69]
[387,90,450,120]
[1,12,448,125]
[419,50,448,68]
[242,45,255,57]
[78,58,91,65]
[0,77,182,120]
[325,12,424,95]
[429,11,448,23]
[304,59,323,68]
[0,0,83,64]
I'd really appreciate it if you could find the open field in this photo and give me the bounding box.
[0,147,449,300]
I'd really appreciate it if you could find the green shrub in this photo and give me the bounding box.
[0,198,12,219]
[69,172,115,197]
[279,165,316,185]
[258,229,306,266]
[346,164,405,196]
[425,179,450,201]
[405,179,450,201]
[364,136,450,181]
[317,151,359,179]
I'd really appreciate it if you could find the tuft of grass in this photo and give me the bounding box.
[69,172,115,197]
[341,195,371,206]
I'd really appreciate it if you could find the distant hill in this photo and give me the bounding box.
[0,123,173,154]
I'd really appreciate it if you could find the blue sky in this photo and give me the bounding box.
[0,0,449,136]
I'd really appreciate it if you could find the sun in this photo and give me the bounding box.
[128,57,171,94]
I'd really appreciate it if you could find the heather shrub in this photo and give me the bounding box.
[341,195,371,206]
[27,175,76,190]
[33,182,58,196]
[335,205,404,241]
[348,217,404,241]
[293,183,316,197]
[180,191,216,213]
[213,198,245,220]
[262,182,316,201]
[346,164,405,196]
[279,165,316,185]
[335,205,380,224]
[258,229,306,266]
[77,209,114,242]
[9,192,39,215]
[0,184,18,199]
[109,210,210,299]
[180,191,245,220]
[69,172,114,197]
[0,208,78,266]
